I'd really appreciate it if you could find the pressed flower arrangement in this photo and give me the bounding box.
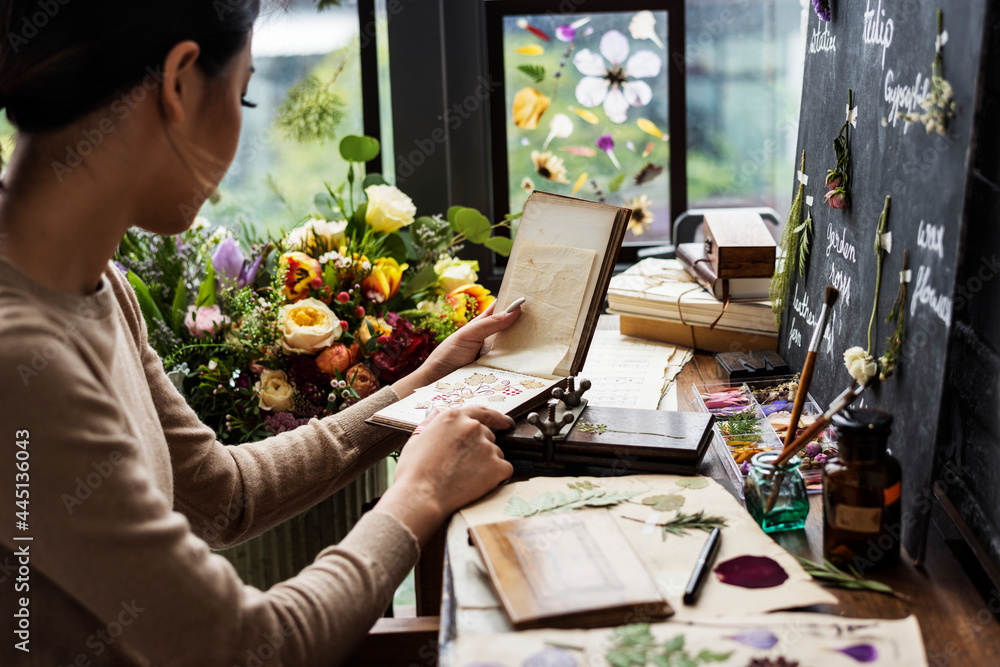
[115,136,512,445]
[499,10,671,238]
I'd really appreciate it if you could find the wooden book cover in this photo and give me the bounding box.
[469,511,673,630]
[368,192,630,432]
[499,406,716,474]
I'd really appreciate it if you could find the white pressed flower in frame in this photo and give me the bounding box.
[572,30,662,124]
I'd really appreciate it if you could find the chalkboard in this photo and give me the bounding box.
[780,0,992,561]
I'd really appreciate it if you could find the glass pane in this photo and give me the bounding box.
[210,2,365,236]
[499,11,672,244]
[685,0,804,221]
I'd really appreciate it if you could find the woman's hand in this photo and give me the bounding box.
[375,406,515,545]
[392,299,523,398]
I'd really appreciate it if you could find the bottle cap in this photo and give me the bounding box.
[832,408,893,460]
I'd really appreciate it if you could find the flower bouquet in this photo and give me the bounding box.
[115,135,512,445]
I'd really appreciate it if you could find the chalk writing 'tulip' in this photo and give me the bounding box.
[864,0,894,70]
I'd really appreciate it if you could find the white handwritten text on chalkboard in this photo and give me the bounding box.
[827,224,858,263]
[829,264,853,307]
[884,69,930,130]
[809,24,837,55]
[863,0,894,69]
[912,265,953,326]
[917,220,945,260]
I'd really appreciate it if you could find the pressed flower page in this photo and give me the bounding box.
[478,239,596,379]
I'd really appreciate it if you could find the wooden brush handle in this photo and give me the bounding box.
[781,352,816,453]
[775,416,832,467]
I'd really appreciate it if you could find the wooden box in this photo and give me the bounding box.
[702,211,776,279]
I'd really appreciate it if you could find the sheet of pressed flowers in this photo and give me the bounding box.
[478,239,597,379]
[371,366,555,427]
[580,330,693,410]
[458,474,837,622]
[450,614,926,667]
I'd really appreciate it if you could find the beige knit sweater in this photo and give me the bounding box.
[0,257,419,666]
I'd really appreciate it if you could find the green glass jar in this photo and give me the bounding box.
[743,451,810,533]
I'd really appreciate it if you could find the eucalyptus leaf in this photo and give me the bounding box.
[455,208,491,244]
[484,236,514,256]
[339,135,380,163]
[447,206,464,228]
[362,173,387,189]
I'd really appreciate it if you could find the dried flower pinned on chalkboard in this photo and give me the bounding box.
[825,89,855,210]
[811,0,832,23]
[901,10,955,136]
[769,152,813,328]
[845,196,893,385]
[879,250,909,381]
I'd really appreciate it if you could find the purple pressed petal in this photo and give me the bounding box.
[212,237,246,288]
[595,134,614,152]
[714,555,790,589]
[726,628,779,649]
[837,644,879,663]
[812,0,832,22]
[523,648,577,667]
[762,401,789,415]
[556,25,576,42]
[805,442,822,458]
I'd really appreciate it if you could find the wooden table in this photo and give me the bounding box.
[429,346,1000,666]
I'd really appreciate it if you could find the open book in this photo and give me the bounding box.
[368,191,631,432]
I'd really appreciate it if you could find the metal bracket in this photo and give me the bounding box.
[526,377,592,469]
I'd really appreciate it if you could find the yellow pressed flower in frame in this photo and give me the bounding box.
[530,150,570,184]
[626,195,655,236]
[512,87,551,130]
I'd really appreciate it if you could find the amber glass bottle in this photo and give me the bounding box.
[822,409,902,571]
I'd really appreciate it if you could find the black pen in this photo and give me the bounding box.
[682,526,722,605]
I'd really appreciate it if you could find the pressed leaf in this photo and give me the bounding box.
[643,494,686,511]
[517,64,546,84]
[608,173,626,193]
[676,478,708,490]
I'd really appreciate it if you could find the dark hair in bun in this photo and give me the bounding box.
[0,0,262,132]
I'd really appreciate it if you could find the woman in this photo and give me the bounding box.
[0,1,517,664]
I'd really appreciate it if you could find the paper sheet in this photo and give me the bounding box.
[479,240,596,379]
[458,474,837,621]
[580,331,680,410]
[452,615,927,666]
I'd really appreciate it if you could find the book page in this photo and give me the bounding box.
[580,330,688,410]
[478,240,596,379]
[371,365,554,428]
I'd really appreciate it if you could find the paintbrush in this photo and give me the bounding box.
[763,286,839,514]
[772,378,872,468]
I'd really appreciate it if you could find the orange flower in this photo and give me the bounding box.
[316,343,360,376]
[280,251,322,302]
[362,257,407,303]
[445,284,495,325]
[346,363,380,399]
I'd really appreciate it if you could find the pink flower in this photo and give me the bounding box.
[185,305,228,339]
[825,189,848,209]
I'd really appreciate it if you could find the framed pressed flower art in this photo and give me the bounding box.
[485,0,687,245]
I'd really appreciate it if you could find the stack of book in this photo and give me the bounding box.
[607,249,778,352]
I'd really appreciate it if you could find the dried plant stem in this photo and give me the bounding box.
[867,196,892,353]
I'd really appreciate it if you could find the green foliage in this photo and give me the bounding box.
[504,482,644,517]
[484,236,514,256]
[659,511,727,540]
[517,64,546,83]
[340,135,381,163]
[724,409,760,437]
[796,556,909,600]
[769,152,809,329]
[453,208,491,244]
[608,173,626,193]
[607,625,732,667]
[643,494,686,511]
[276,76,345,144]
[127,271,165,326]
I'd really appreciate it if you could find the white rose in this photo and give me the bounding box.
[844,346,878,385]
[365,185,416,234]
[254,369,296,412]
[433,257,480,294]
[280,298,343,354]
[287,218,348,250]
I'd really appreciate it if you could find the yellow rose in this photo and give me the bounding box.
[254,369,295,413]
[512,87,550,129]
[286,218,348,251]
[357,316,392,345]
[433,257,480,294]
[445,284,495,325]
[281,298,343,354]
[364,185,416,234]
[362,257,408,303]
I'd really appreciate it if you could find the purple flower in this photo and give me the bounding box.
[812,0,832,22]
[556,25,576,42]
[837,644,879,663]
[805,443,822,458]
[212,237,266,290]
[596,134,614,152]
[741,461,752,475]
[815,453,829,464]
[726,628,779,650]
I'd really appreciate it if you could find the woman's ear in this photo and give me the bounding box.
[160,41,203,125]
